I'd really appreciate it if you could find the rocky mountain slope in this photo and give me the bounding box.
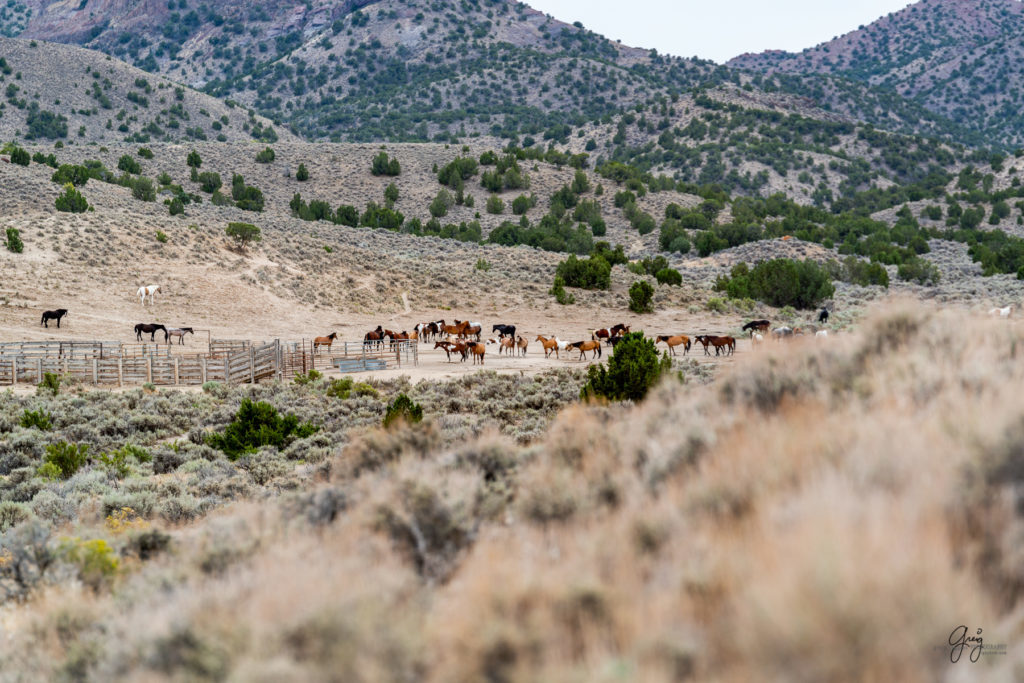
[0,38,295,144]
[729,0,1024,147]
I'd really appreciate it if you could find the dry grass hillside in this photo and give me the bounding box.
[0,38,293,145]
[2,302,1023,680]
[0,139,733,350]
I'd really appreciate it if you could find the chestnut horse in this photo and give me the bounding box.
[516,335,528,356]
[535,335,560,359]
[314,332,338,352]
[498,336,515,355]
[466,342,486,365]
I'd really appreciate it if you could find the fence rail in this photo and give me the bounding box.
[0,336,414,387]
[281,340,418,376]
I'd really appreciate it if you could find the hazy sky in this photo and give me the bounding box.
[526,0,915,63]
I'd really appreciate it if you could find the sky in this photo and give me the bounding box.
[525,0,915,64]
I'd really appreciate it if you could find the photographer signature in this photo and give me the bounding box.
[949,625,984,663]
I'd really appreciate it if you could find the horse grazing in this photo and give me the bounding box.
[516,335,528,356]
[610,323,630,337]
[493,324,516,340]
[656,334,691,356]
[314,332,338,352]
[536,335,560,359]
[570,340,602,360]
[165,327,194,345]
[137,284,161,306]
[742,320,770,338]
[818,308,829,324]
[989,305,1013,319]
[135,323,167,342]
[40,309,68,329]
[466,342,486,365]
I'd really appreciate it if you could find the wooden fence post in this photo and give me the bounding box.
[201,357,207,384]
[174,357,180,385]
[249,347,255,384]
[147,357,153,384]
[92,359,98,385]
[118,358,123,387]
[36,359,42,383]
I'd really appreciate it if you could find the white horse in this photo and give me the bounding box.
[752,332,764,348]
[137,284,161,306]
[988,305,1012,319]
[815,330,829,339]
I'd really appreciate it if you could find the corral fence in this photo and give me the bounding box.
[0,336,419,386]
[281,339,418,376]
[0,339,282,387]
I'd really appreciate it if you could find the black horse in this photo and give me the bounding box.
[742,319,770,337]
[818,308,830,324]
[492,323,516,339]
[135,323,167,342]
[41,309,68,328]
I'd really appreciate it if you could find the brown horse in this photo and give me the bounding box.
[570,340,602,360]
[313,331,338,352]
[592,328,610,342]
[610,323,630,337]
[516,335,528,357]
[742,320,771,338]
[364,326,384,350]
[656,334,690,356]
[498,336,515,355]
[466,342,486,365]
[535,335,560,359]
[696,335,735,356]
[435,340,468,362]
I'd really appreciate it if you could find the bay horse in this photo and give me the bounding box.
[493,324,516,339]
[607,335,624,347]
[165,327,194,345]
[610,323,630,337]
[314,332,338,352]
[656,334,690,356]
[137,284,161,306]
[516,335,528,356]
[592,328,610,343]
[742,320,770,338]
[701,335,735,356]
[135,323,167,342]
[570,340,602,360]
[40,309,68,329]
[363,326,384,350]
[455,320,482,341]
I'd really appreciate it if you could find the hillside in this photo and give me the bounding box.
[1,0,719,142]
[0,38,294,144]
[729,0,1024,147]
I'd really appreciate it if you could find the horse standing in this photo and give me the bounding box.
[165,327,194,345]
[135,323,167,342]
[138,284,161,306]
[313,332,338,352]
[493,324,516,340]
[818,308,829,324]
[40,309,68,329]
